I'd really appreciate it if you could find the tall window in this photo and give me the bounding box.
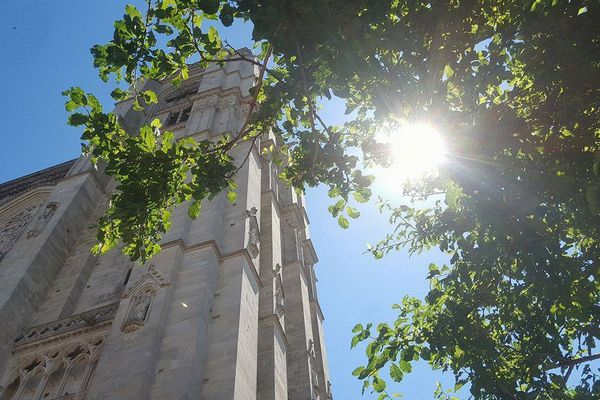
[165,106,192,127]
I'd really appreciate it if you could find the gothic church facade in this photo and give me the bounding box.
[0,54,331,400]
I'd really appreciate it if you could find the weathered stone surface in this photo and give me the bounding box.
[0,56,331,400]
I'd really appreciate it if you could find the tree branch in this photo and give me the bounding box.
[548,352,600,369]
[295,42,320,169]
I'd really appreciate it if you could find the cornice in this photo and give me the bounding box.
[258,314,289,349]
[13,303,118,354]
[159,238,263,290]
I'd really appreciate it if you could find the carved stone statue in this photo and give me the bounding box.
[246,207,260,258]
[130,290,152,322]
[308,340,320,397]
[274,273,285,318]
[273,263,281,276]
[123,289,154,332]
[27,202,59,238]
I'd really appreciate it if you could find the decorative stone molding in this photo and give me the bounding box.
[0,160,74,208]
[122,264,170,299]
[246,207,260,258]
[2,333,106,400]
[0,204,40,261]
[302,239,319,266]
[14,303,118,348]
[27,201,59,238]
[164,81,199,104]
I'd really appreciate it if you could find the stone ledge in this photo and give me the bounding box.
[14,302,118,351]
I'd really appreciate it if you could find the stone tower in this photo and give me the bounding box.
[0,54,332,400]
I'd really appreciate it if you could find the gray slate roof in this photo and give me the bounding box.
[0,160,76,207]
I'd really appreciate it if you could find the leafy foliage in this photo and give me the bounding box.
[65,0,600,398]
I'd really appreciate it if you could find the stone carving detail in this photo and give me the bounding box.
[14,303,118,346]
[246,207,260,258]
[121,265,169,332]
[272,263,281,276]
[303,239,318,266]
[27,201,59,238]
[0,204,39,261]
[274,265,285,318]
[326,381,333,400]
[2,334,106,400]
[122,287,155,333]
[308,339,320,398]
[123,264,169,298]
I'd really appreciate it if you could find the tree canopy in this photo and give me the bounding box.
[64,0,600,398]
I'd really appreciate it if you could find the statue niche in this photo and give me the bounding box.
[122,288,154,333]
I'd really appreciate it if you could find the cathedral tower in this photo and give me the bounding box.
[0,54,332,400]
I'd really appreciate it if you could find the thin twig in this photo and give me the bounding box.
[226,132,262,179]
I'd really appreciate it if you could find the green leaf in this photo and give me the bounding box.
[111,87,128,101]
[399,359,412,373]
[125,4,142,19]
[353,190,370,203]
[420,347,431,361]
[445,184,462,210]
[347,206,361,219]
[208,26,219,43]
[197,0,219,14]
[577,6,587,15]
[372,375,386,393]
[67,113,89,126]
[227,190,237,203]
[390,363,404,382]
[443,65,454,78]
[338,215,349,229]
[133,98,144,111]
[220,4,235,26]
[69,87,86,106]
[139,125,156,151]
[188,200,201,219]
[142,90,158,105]
[150,118,162,129]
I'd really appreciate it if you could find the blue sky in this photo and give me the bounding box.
[0,2,459,398]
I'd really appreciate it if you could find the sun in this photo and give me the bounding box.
[376,123,446,187]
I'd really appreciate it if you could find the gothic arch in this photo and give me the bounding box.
[1,374,21,400]
[39,362,67,400]
[18,366,44,400]
[60,342,90,365]
[59,354,90,397]
[79,358,100,394]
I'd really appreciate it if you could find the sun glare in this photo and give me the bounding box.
[377,123,446,187]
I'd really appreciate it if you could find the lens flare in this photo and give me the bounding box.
[377,123,446,186]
